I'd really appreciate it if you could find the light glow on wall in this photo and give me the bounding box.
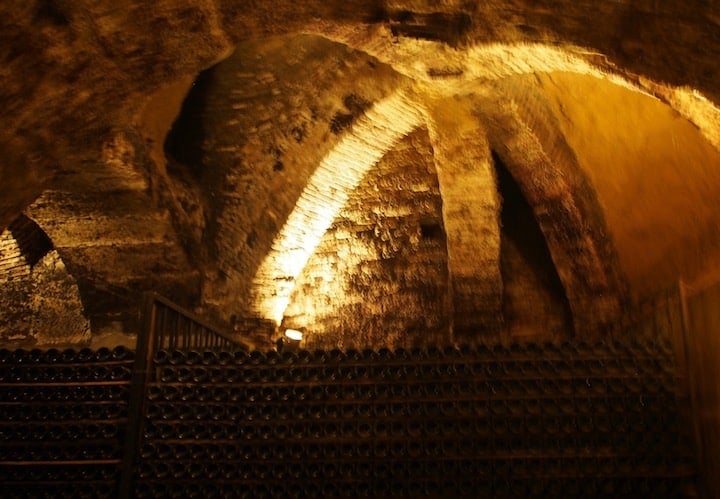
[650,84,720,151]
[251,89,424,324]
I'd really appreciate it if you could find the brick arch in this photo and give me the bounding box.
[250,89,425,324]
[317,28,720,154]
[4,214,54,268]
[0,213,90,345]
[241,33,713,340]
[2,1,720,233]
[417,87,627,341]
[469,77,629,337]
[248,80,627,341]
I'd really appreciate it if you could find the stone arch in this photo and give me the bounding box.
[250,89,425,324]
[160,34,409,325]
[25,131,200,338]
[470,77,629,337]
[420,96,503,342]
[0,214,90,346]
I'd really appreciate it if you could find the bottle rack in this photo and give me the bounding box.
[0,346,134,499]
[131,340,695,498]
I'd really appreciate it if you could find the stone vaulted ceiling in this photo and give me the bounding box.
[1,0,720,347]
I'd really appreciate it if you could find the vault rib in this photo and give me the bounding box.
[250,89,425,324]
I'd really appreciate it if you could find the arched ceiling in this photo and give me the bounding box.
[2,1,720,345]
[537,72,720,296]
[2,0,720,231]
[250,89,424,325]
[236,33,720,338]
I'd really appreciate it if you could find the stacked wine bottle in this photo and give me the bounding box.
[132,340,695,498]
[0,346,134,499]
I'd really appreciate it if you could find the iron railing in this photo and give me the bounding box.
[119,293,252,498]
[142,292,251,353]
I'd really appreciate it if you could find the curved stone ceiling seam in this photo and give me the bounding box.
[311,24,720,152]
[643,83,720,152]
[473,87,627,335]
[250,89,425,324]
[316,24,645,89]
[419,98,503,339]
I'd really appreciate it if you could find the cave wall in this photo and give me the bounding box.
[0,226,89,346]
[25,130,200,338]
[283,128,449,349]
[164,35,404,325]
[0,1,718,331]
[0,2,717,345]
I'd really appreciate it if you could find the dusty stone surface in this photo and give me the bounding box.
[283,128,450,349]
[1,1,720,349]
[25,129,200,336]
[0,224,89,346]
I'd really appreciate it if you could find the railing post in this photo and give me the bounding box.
[118,293,158,499]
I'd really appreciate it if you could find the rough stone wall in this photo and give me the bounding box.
[472,79,629,338]
[496,154,574,342]
[283,128,449,350]
[0,228,89,346]
[26,131,200,338]
[165,35,404,324]
[423,97,503,342]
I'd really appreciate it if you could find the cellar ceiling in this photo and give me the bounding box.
[1,1,720,346]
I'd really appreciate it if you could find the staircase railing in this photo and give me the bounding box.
[119,292,252,498]
[141,292,251,352]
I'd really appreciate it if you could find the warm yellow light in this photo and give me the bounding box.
[250,89,424,324]
[322,30,720,154]
[284,329,303,341]
[654,85,720,151]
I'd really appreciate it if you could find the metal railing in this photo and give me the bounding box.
[120,293,251,498]
[142,292,251,353]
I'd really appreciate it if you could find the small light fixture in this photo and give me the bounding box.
[285,329,303,341]
[277,328,304,353]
